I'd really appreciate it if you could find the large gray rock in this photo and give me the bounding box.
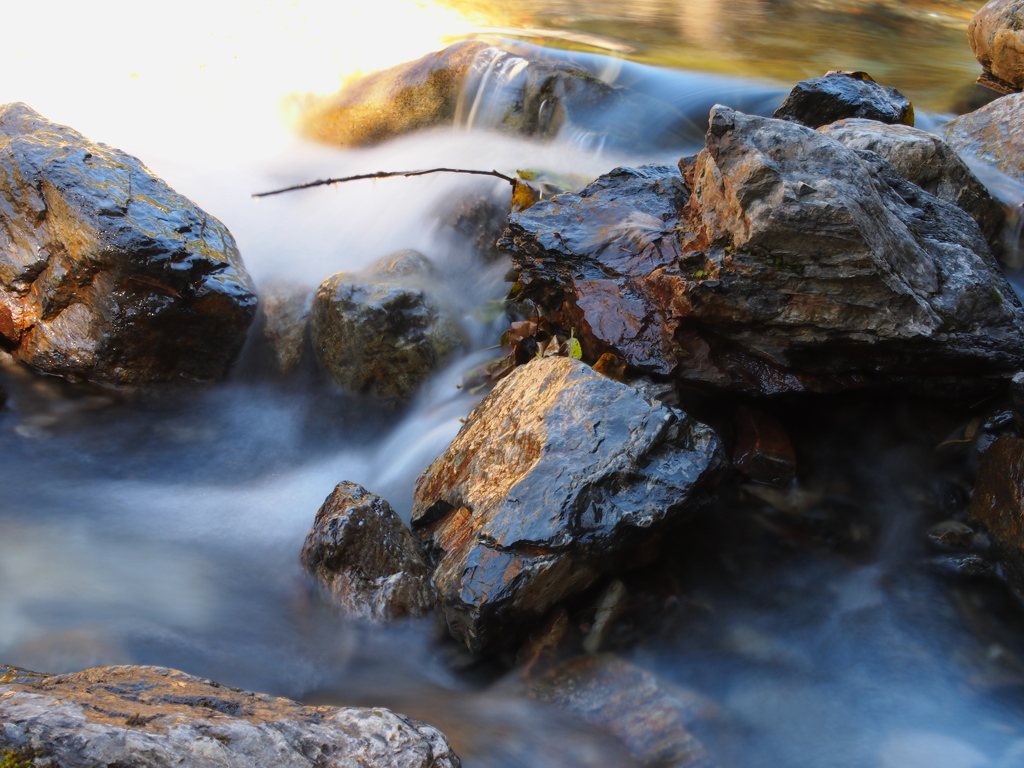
[502,107,1024,394]
[301,481,434,621]
[0,664,460,768]
[819,118,1006,256]
[0,103,257,387]
[411,356,726,653]
[968,0,1024,93]
[310,250,463,401]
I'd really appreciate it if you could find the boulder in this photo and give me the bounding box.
[968,0,1024,93]
[0,664,460,768]
[0,103,257,387]
[819,118,1006,255]
[300,482,434,621]
[411,356,726,653]
[772,71,913,128]
[502,107,1024,395]
[300,41,686,153]
[969,436,1024,595]
[310,250,463,401]
[941,93,1024,188]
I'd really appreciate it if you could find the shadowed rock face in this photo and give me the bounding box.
[310,250,463,402]
[0,664,460,768]
[301,481,435,621]
[970,436,1024,596]
[411,357,726,653]
[503,107,1024,395]
[968,0,1024,93]
[773,71,913,128]
[0,103,257,387]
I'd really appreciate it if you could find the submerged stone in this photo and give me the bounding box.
[772,71,913,128]
[969,436,1024,596]
[503,107,1024,395]
[411,356,726,653]
[301,481,434,621]
[0,103,257,387]
[0,664,460,768]
[310,250,463,401]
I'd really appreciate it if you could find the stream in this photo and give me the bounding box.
[3,1,1024,766]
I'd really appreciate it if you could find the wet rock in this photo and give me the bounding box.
[435,193,509,263]
[300,481,434,621]
[732,405,796,487]
[772,71,914,128]
[411,356,726,653]
[1011,371,1024,434]
[819,118,1006,256]
[522,654,716,768]
[970,436,1024,595]
[503,107,1024,395]
[260,280,312,376]
[0,103,257,387]
[301,41,686,153]
[968,0,1024,93]
[942,93,1024,188]
[0,664,460,768]
[310,250,463,401]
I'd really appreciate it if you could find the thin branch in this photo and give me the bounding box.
[253,168,518,198]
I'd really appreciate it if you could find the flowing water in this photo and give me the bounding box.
[3,1,1024,766]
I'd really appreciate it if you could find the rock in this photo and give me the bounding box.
[503,107,1024,395]
[310,250,463,401]
[0,664,460,768]
[772,71,914,128]
[301,41,686,153]
[299,40,489,147]
[435,193,509,263]
[411,356,725,653]
[732,405,796,487]
[968,0,1024,93]
[260,281,313,376]
[942,93,1024,188]
[522,654,716,768]
[300,481,434,621]
[819,118,1006,257]
[970,436,1024,595]
[0,103,257,387]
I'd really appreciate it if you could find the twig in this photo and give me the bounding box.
[253,168,518,198]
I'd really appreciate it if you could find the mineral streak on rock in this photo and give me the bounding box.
[503,107,1024,395]
[0,102,257,386]
[0,664,460,768]
[301,481,435,621]
[411,356,726,653]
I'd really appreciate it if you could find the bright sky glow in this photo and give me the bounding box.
[0,0,479,149]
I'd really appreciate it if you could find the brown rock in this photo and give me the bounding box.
[968,0,1024,93]
[411,356,725,653]
[0,103,257,387]
[260,280,312,376]
[0,664,460,768]
[970,436,1024,595]
[301,482,434,621]
[941,93,1024,189]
